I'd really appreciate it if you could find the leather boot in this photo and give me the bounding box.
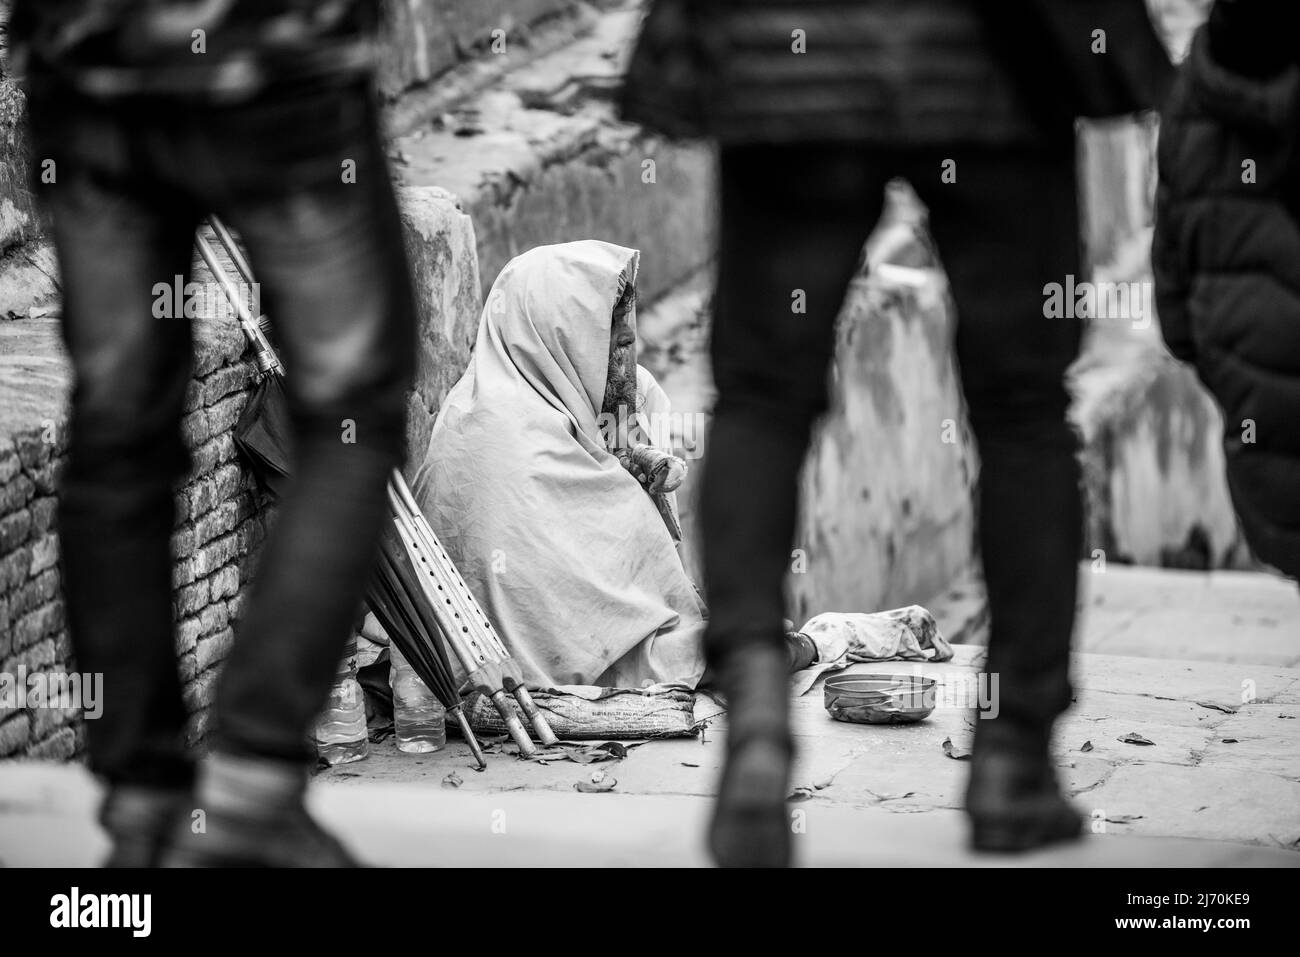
[99,784,192,867]
[965,717,1082,853]
[160,752,360,867]
[163,803,360,868]
[709,642,795,867]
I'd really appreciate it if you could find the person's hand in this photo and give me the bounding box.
[646,454,687,494]
[629,444,687,493]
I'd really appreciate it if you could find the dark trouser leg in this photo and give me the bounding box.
[910,143,1084,850]
[705,144,885,669]
[201,84,417,764]
[704,144,885,865]
[32,100,200,789]
[913,144,1083,737]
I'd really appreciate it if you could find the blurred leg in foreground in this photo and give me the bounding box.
[36,104,202,867]
[169,84,415,867]
[703,145,886,867]
[624,0,1168,868]
[22,1,414,866]
[912,146,1085,851]
[703,142,1085,864]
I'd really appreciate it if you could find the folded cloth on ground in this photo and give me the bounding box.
[791,605,952,695]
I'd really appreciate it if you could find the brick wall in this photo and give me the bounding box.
[0,415,72,759]
[0,311,269,759]
[167,315,268,750]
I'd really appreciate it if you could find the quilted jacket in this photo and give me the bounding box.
[1153,27,1300,577]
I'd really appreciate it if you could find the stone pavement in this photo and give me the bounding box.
[2,565,1297,867]
[322,626,1300,864]
[1075,566,1299,667]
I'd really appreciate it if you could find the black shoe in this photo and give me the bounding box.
[709,642,794,868]
[99,785,193,868]
[709,736,794,867]
[161,803,361,867]
[966,725,1083,853]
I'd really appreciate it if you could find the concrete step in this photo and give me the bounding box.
[377,0,584,102]
[389,0,715,303]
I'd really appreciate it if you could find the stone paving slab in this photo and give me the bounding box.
[1077,566,1299,666]
[1197,705,1300,780]
[1069,650,1297,705]
[1079,764,1300,849]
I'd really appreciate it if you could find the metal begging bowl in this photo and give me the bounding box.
[824,673,938,725]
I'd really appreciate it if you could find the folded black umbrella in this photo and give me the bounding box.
[196,222,292,501]
[233,373,293,501]
[367,528,485,765]
[369,526,457,705]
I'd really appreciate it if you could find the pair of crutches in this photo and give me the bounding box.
[195,217,558,759]
[384,473,558,756]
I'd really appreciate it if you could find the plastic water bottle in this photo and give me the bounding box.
[313,636,369,765]
[389,645,446,753]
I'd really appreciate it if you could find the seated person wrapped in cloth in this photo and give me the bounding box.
[414,241,706,691]
[371,241,950,721]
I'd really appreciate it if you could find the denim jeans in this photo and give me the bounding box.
[703,141,1083,732]
[27,74,416,786]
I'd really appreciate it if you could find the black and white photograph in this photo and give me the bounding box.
[0,0,1296,932]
